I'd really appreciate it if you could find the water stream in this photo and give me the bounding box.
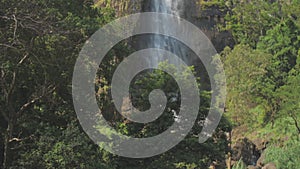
[145,0,188,67]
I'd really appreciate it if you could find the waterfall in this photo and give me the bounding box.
[143,0,188,122]
[145,0,188,67]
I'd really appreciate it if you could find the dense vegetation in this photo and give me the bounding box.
[1,0,299,168]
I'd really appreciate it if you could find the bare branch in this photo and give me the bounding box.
[0,69,9,122]
[17,52,29,66]
[0,43,18,50]
[9,134,34,143]
[0,15,10,20]
[0,69,8,95]
[6,71,16,105]
[17,85,56,116]
[9,138,22,142]
[290,112,300,134]
[12,14,18,44]
[6,52,29,104]
[23,15,44,24]
[1,111,9,122]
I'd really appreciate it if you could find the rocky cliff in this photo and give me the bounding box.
[94,0,233,51]
[94,0,141,16]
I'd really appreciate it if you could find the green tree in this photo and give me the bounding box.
[264,138,300,169]
[102,62,232,168]
[224,45,272,126]
[257,19,300,88]
[276,52,300,134]
[224,0,281,46]
[0,0,115,168]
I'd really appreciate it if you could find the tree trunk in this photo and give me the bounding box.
[3,100,15,169]
[2,121,13,169]
[291,113,300,134]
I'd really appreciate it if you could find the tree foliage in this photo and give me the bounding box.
[0,0,115,168]
[1,0,300,168]
[224,45,272,126]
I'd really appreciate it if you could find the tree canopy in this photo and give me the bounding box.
[1,0,300,168]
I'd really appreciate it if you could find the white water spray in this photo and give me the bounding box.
[146,0,188,67]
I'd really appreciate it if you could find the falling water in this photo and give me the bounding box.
[145,0,188,67]
[142,0,189,122]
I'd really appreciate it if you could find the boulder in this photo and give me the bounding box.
[262,163,276,169]
[247,165,260,169]
[252,138,268,152]
[256,153,265,167]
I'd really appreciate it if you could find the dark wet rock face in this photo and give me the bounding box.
[142,0,233,52]
[232,138,260,166]
[95,0,233,52]
[256,153,265,167]
[229,137,277,169]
